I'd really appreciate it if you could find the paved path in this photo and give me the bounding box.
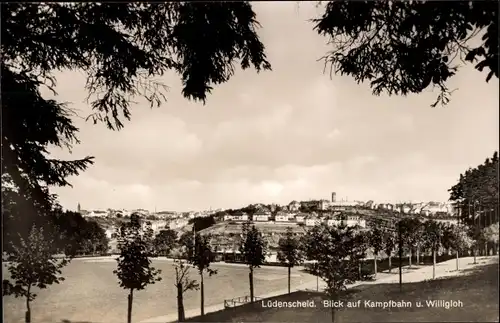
[139,256,498,323]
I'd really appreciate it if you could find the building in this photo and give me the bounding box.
[424,202,452,216]
[330,199,360,210]
[253,212,270,222]
[148,220,168,232]
[295,213,307,223]
[344,215,366,228]
[319,199,331,210]
[253,210,271,222]
[224,214,234,221]
[434,218,459,225]
[332,192,337,203]
[84,210,108,218]
[233,212,249,221]
[325,216,342,227]
[305,215,322,227]
[275,212,289,222]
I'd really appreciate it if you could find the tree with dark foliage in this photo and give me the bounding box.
[422,220,443,279]
[303,223,366,323]
[277,227,304,294]
[3,225,69,323]
[313,1,498,107]
[186,234,218,316]
[1,2,271,254]
[113,214,161,323]
[449,151,499,227]
[367,225,385,279]
[188,215,217,232]
[239,221,267,303]
[153,229,178,257]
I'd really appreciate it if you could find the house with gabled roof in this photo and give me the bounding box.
[275,211,289,222]
[253,210,271,222]
[305,214,322,227]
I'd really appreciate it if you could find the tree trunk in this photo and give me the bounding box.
[456,250,459,271]
[408,249,412,268]
[249,267,254,303]
[473,248,477,264]
[373,253,377,279]
[388,255,392,273]
[432,249,436,279]
[331,305,336,323]
[25,289,31,323]
[287,266,291,294]
[127,288,134,323]
[316,264,319,291]
[200,273,205,316]
[416,248,420,265]
[177,284,185,322]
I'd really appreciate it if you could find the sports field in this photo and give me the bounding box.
[3,258,316,323]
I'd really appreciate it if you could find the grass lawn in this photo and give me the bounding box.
[185,262,499,323]
[3,259,316,323]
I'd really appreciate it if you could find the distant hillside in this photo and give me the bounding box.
[199,221,308,236]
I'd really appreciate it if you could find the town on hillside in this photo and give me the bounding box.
[79,192,458,256]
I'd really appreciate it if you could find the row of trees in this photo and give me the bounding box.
[4,210,498,323]
[280,218,498,323]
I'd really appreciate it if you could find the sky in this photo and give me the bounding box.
[47,2,499,212]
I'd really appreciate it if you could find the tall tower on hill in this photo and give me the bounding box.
[331,192,337,203]
[77,202,81,213]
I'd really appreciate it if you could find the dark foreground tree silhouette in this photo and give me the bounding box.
[240,222,267,303]
[3,225,69,323]
[186,233,218,316]
[1,2,271,249]
[313,1,498,107]
[113,214,162,323]
[277,227,304,294]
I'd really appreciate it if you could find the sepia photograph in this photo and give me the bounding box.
[2,1,499,323]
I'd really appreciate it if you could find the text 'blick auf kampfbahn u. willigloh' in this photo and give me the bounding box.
[261,299,465,310]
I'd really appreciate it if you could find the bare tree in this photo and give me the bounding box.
[174,259,199,322]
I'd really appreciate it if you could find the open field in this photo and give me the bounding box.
[185,257,499,323]
[3,258,316,323]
